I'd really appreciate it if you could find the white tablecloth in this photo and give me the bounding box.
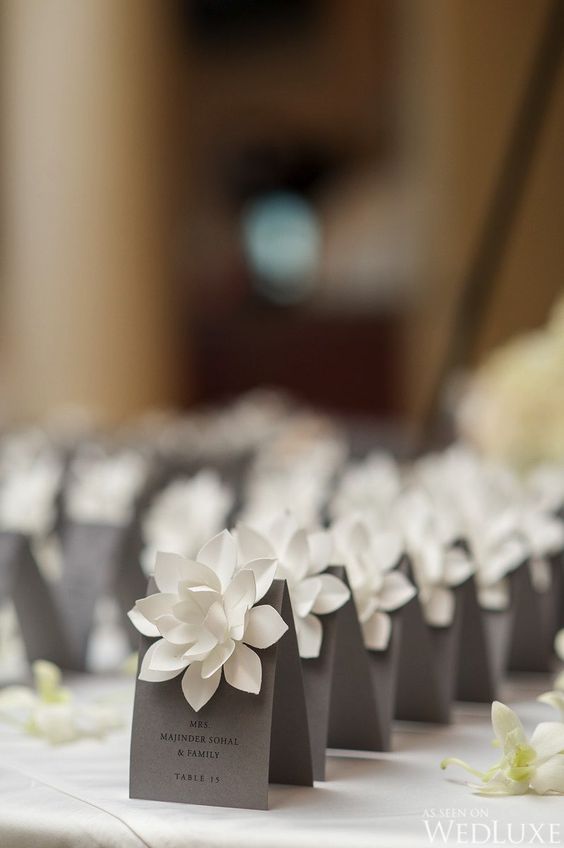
[0,674,562,848]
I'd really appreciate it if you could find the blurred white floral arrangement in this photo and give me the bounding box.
[457,293,564,468]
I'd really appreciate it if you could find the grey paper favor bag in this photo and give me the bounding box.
[456,577,513,703]
[55,522,126,669]
[328,590,402,754]
[508,560,559,672]
[395,584,464,724]
[0,531,70,667]
[130,580,313,810]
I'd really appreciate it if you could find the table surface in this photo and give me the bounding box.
[0,673,562,848]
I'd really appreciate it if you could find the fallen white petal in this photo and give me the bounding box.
[223,643,262,693]
[244,605,288,649]
[181,663,221,711]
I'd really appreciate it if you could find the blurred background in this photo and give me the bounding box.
[1,0,562,437]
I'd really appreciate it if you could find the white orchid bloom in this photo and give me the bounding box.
[236,513,350,659]
[441,701,564,795]
[141,471,234,570]
[66,451,148,526]
[128,531,287,711]
[0,660,121,744]
[0,454,61,537]
[331,516,415,650]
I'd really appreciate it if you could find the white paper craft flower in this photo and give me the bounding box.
[538,630,564,718]
[141,470,234,572]
[517,503,564,593]
[236,513,350,659]
[66,450,148,526]
[441,700,564,795]
[128,531,287,711]
[464,512,528,611]
[331,516,416,650]
[0,453,61,537]
[329,452,402,522]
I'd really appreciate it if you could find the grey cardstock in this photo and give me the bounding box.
[0,531,70,667]
[456,577,513,703]
[395,577,464,724]
[328,584,402,754]
[129,579,313,810]
[55,522,127,670]
[508,560,560,673]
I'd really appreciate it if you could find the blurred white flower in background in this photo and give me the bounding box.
[0,660,122,744]
[0,452,62,537]
[141,470,234,574]
[237,513,350,659]
[331,515,415,649]
[66,450,148,525]
[457,294,564,468]
[329,452,401,523]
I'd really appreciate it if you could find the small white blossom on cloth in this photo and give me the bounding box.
[441,700,564,795]
[331,516,416,650]
[141,470,234,571]
[128,531,287,711]
[0,660,122,745]
[236,513,350,659]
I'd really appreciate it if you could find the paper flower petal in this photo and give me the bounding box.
[128,592,177,637]
[244,605,288,649]
[148,638,192,672]
[181,663,221,711]
[423,586,455,627]
[156,616,200,646]
[204,602,229,642]
[236,524,275,563]
[182,629,219,662]
[242,557,277,602]
[223,643,262,694]
[296,613,323,658]
[201,640,235,679]
[530,721,564,764]
[362,610,392,651]
[372,531,403,572]
[307,531,333,575]
[197,530,238,591]
[378,571,416,612]
[291,576,321,617]
[477,580,511,610]
[223,570,256,621]
[530,754,564,794]
[311,573,350,615]
[155,551,221,594]
[285,529,310,581]
[139,642,187,682]
[444,548,474,587]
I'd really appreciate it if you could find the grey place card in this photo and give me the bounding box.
[508,560,560,673]
[129,579,313,810]
[456,577,513,703]
[0,530,70,667]
[395,580,465,724]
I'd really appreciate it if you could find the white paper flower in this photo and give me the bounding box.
[331,516,416,650]
[0,454,61,537]
[441,700,564,795]
[141,471,234,572]
[236,513,350,659]
[465,512,528,610]
[66,450,148,525]
[517,505,564,593]
[329,452,401,522]
[0,660,122,744]
[128,531,287,711]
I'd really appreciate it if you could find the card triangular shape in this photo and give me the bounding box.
[129,579,313,810]
[508,561,559,672]
[0,531,70,667]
